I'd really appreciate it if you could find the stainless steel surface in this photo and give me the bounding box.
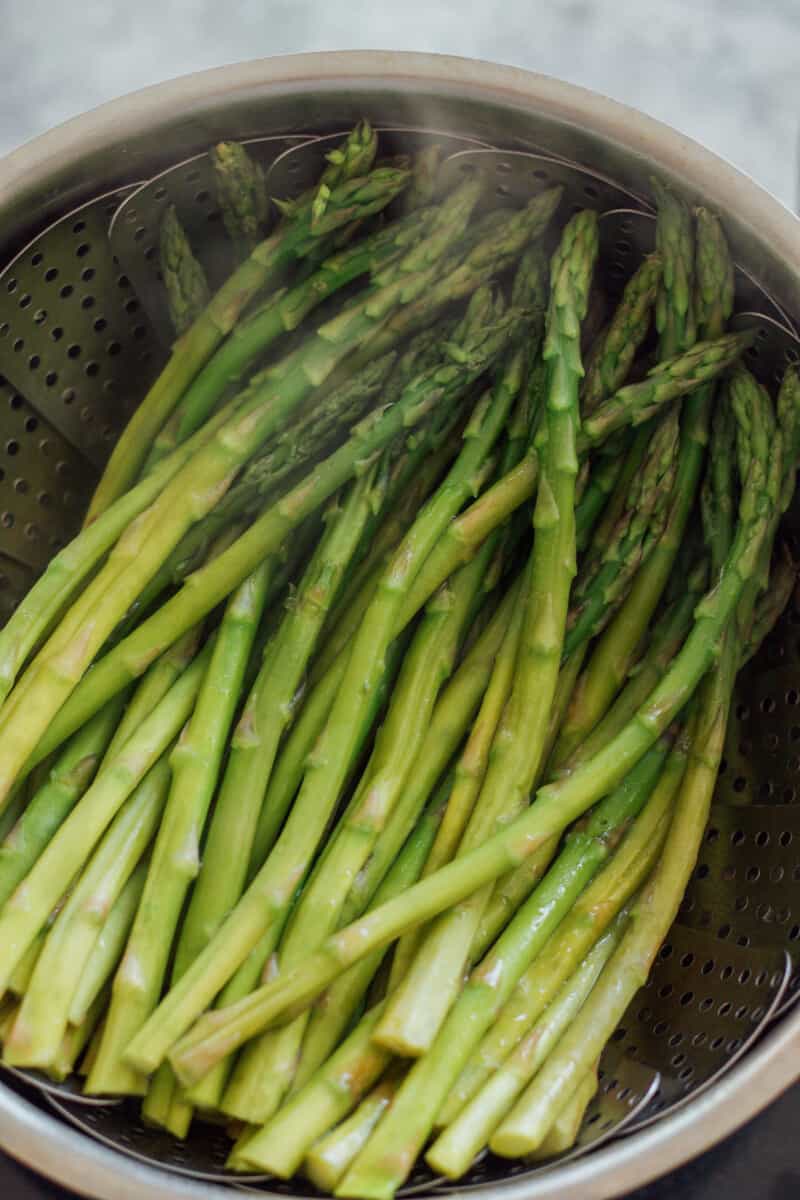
[0,48,799,1200]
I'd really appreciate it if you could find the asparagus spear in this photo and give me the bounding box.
[0,639,212,994]
[222,539,498,1125]
[163,205,435,453]
[159,206,210,337]
[18,233,524,790]
[87,564,270,1095]
[375,212,598,1058]
[68,860,149,1027]
[210,141,269,259]
[85,120,380,519]
[160,385,778,1087]
[426,918,626,1177]
[305,1069,405,1192]
[3,760,171,1070]
[325,743,668,1196]
[401,144,445,213]
[552,196,730,766]
[0,695,127,908]
[581,253,662,413]
[438,736,686,1127]
[741,543,797,666]
[173,466,383,983]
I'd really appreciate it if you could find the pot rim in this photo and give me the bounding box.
[0,49,798,1200]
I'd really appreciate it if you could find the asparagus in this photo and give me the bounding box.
[20,243,524,791]
[0,639,212,995]
[87,564,269,1095]
[0,391,241,709]
[165,206,434,452]
[85,120,381,519]
[438,736,686,1127]
[3,760,170,1070]
[552,196,730,766]
[741,543,796,666]
[161,382,778,1089]
[210,141,269,259]
[291,782,450,1097]
[563,407,680,657]
[159,207,210,337]
[529,1067,598,1158]
[581,253,662,414]
[335,742,669,1198]
[223,539,498,1125]
[426,918,625,1177]
[0,695,127,908]
[69,860,149,1027]
[401,144,445,213]
[375,212,598,1058]
[173,466,383,984]
[305,1069,405,1192]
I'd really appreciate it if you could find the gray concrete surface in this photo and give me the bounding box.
[0,0,798,205]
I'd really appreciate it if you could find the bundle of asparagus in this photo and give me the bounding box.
[0,121,795,1198]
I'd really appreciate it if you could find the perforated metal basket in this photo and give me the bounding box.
[0,51,799,1200]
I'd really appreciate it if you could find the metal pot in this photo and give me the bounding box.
[0,49,799,1200]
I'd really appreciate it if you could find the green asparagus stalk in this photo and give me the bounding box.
[305,1068,405,1192]
[563,407,680,657]
[161,398,777,1086]
[210,141,269,259]
[22,258,522,790]
[0,695,127,908]
[290,783,449,1098]
[212,334,525,1122]
[69,859,149,1027]
[232,1003,392,1177]
[159,206,210,337]
[7,932,44,997]
[375,212,598,1058]
[166,206,433,451]
[401,144,445,213]
[87,564,269,1094]
[335,742,669,1198]
[4,760,171,1070]
[426,918,625,1177]
[121,296,526,1077]
[0,639,212,995]
[222,539,497,1125]
[530,1067,599,1158]
[173,466,383,983]
[85,120,381,518]
[741,543,796,666]
[438,737,686,1127]
[50,990,108,1083]
[552,196,730,766]
[581,254,662,413]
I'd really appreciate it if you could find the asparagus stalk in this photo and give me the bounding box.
[3,760,171,1070]
[0,695,127,908]
[426,919,625,1177]
[87,564,269,1095]
[530,1067,599,1158]
[0,639,212,994]
[741,543,796,666]
[0,392,240,709]
[173,466,383,983]
[159,207,210,337]
[166,206,434,452]
[563,407,680,657]
[581,253,662,413]
[210,141,269,259]
[335,741,669,1198]
[401,144,445,213]
[23,280,524,791]
[439,736,686,1127]
[222,539,497,1125]
[375,212,598,1058]
[291,783,449,1097]
[552,195,730,766]
[69,860,149,1027]
[85,120,381,519]
[305,1069,405,1192]
[161,394,777,1086]
[50,991,108,1084]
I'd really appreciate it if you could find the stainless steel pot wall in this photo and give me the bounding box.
[0,50,799,1200]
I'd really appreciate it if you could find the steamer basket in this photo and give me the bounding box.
[0,50,799,1200]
